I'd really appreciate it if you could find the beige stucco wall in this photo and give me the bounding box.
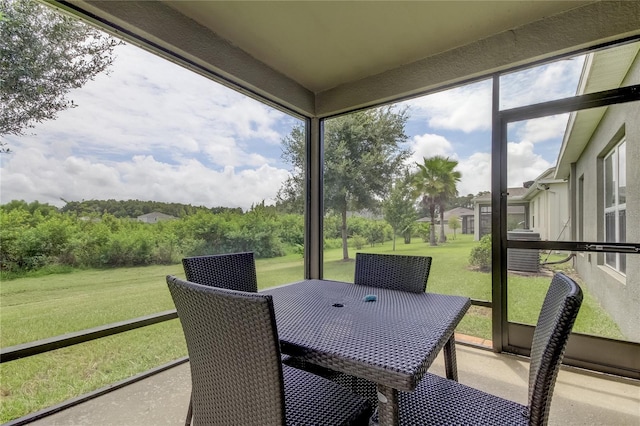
[572,56,640,342]
[528,182,570,241]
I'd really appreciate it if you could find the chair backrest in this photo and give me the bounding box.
[167,275,286,425]
[527,272,583,426]
[354,253,432,293]
[182,252,257,292]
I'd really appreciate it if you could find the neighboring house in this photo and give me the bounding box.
[137,212,177,223]
[553,43,640,340]
[473,188,528,240]
[445,207,475,235]
[520,168,570,242]
[472,169,571,243]
[472,176,571,274]
[417,207,475,235]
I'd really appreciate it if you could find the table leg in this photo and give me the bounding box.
[375,384,398,426]
[443,335,458,381]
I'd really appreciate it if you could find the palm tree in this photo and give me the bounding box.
[436,159,461,243]
[412,156,461,246]
[413,157,442,246]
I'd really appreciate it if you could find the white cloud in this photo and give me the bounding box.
[401,80,492,133]
[200,134,271,168]
[1,34,579,212]
[1,42,299,210]
[515,114,570,144]
[399,57,582,137]
[457,152,492,196]
[1,150,291,210]
[407,133,456,166]
[4,42,294,162]
[507,141,553,186]
[500,57,584,109]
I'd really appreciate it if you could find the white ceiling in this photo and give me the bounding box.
[164,1,591,93]
[56,1,640,116]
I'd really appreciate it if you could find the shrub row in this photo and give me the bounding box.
[1,203,400,274]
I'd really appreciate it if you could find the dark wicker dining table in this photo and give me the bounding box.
[263,279,471,426]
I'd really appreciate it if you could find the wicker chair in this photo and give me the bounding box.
[354,252,432,293]
[167,276,371,426]
[397,272,583,426]
[181,252,289,422]
[182,252,258,292]
[181,252,289,364]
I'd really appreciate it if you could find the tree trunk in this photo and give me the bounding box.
[392,229,396,251]
[341,207,349,260]
[429,205,437,246]
[403,231,411,244]
[439,210,447,243]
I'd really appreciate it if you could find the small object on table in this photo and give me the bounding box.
[363,294,377,302]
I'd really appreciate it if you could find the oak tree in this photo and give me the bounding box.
[0,0,121,152]
[278,107,411,259]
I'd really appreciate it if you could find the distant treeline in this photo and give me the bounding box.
[0,200,404,275]
[58,199,243,218]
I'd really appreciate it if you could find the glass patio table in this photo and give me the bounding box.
[263,279,471,426]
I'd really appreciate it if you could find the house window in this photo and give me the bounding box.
[603,139,626,274]
[578,175,584,241]
[531,200,535,228]
[479,205,491,237]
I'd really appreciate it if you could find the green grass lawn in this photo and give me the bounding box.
[0,235,625,422]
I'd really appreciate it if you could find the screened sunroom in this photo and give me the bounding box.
[1,1,638,425]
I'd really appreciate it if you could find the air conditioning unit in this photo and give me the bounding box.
[507,230,540,273]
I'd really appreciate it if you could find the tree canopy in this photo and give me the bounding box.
[0,198,243,218]
[448,215,461,239]
[0,0,121,151]
[383,170,417,250]
[58,199,242,218]
[278,106,411,259]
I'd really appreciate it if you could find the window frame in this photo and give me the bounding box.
[603,138,627,274]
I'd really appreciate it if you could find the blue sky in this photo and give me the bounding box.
[0,39,585,211]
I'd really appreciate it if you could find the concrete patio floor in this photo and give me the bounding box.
[29,343,639,425]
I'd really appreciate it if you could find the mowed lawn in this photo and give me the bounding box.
[0,235,624,422]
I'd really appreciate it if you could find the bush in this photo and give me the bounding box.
[469,234,492,271]
[278,214,304,246]
[178,238,209,258]
[323,215,341,240]
[416,223,430,242]
[364,221,387,247]
[100,230,153,267]
[323,238,343,250]
[351,234,366,249]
